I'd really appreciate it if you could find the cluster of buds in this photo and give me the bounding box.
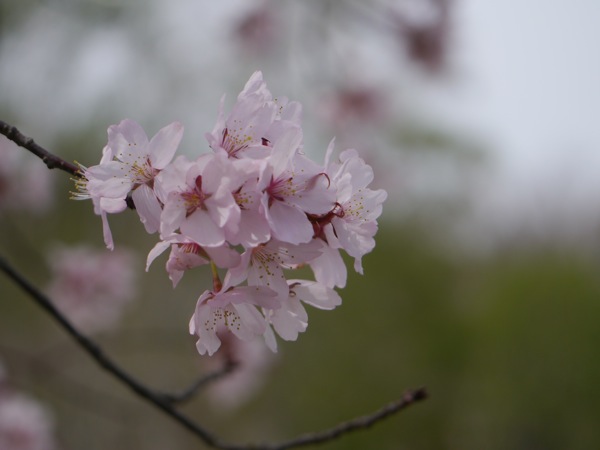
[74,72,386,356]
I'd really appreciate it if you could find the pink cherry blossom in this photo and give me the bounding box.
[309,145,387,285]
[327,149,387,273]
[156,152,243,247]
[205,71,301,159]
[74,119,183,248]
[189,271,279,356]
[259,128,336,244]
[146,234,240,287]
[147,237,209,287]
[231,238,323,301]
[0,392,56,450]
[226,174,271,247]
[265,279,342,343]
[305,238,348,289]
[206,72,276,159]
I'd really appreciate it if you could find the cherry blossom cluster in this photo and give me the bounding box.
[74,72,386,356]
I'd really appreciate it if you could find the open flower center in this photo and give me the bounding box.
[221,127,253,158]
[129,158,157,185]
[181,175,208,215]
[266,175,297,203]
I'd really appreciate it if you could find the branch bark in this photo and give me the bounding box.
[0,120,81,176]
[159,360,238,405]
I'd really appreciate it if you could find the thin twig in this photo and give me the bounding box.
[0,120,81,176]
[259,387,428,450]
[159,360,238,404]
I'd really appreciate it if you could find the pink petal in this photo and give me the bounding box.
[148,122,183,169]
[271,298,307,341]
[309,243,347,288]
[227,209,271,247]
[88,176,132,200]
[86,161,127,181]
[146,240,171,271]
[266,201,313,245]
[248,253,288,300]
[291,280,342,310]
[99,197,127,214]
[231,303,267,339]
[100,210,114,251]
[269,127,302,177]
[339,149,374,190]
[192,305,222,356]
[109,119,149,162]
[180,209,225,247]
[160,193,187,237]
[263,326,278,353]
[204,245,241,269]
[205,189,240,229]
[132,185,162,234]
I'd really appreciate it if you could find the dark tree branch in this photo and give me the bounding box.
[0,120,140,210]
[259,387,428,450]
[0,254,224,449]
[0,253,427,449]
[0,120,81,176]
[159,360,238,405]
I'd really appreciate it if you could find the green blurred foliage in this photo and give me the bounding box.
[3,198,600,449]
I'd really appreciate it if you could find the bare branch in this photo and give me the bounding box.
[0,251,427,449]
[159,360,238,405]
[0,254,225,449]
[0,120,81,177]
[258,387,428,450]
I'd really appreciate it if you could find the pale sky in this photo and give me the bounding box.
[428,0,600,244]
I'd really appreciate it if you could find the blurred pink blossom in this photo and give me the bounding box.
[0,135,54,215]
[46,245,137,334]
[320,86,388,132]
[0,391,55,450]
[232,1,279,56]
[205,329,276,411]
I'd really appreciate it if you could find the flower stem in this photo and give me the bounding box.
[210,261,222,292]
